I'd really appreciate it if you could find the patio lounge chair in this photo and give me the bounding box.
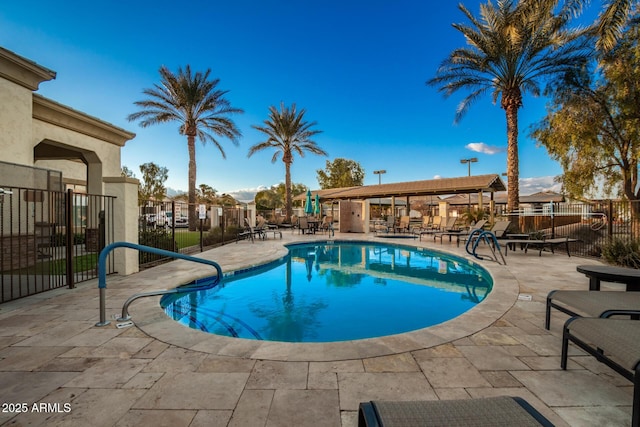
[319,216,334,236]
[237,219,257,243]
[412,215,432,233]
[504,235,578,257]
[241,218,265,241]
[256,217,282,239]
[418,217,458,242]
[434,219,488,245]
[358,396,554,426]
[545,290,640,329]
[489,220,512,238]
[416,217,453,241]
[394,215,411,233]
[561,317,640,427]
[374,217,395,234]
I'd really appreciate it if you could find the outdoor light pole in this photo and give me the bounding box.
[460,158,478,211]
[373,170,386,218]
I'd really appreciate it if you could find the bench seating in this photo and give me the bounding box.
[358,396,554,427]
[562,318,640,427]
[545,290,640,329]
[504,236,578,257]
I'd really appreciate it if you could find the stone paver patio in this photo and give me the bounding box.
[0,231,634,426]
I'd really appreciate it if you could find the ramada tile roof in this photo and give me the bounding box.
[299,174,506,201]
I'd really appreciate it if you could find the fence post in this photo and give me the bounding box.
[550,202,555,239]
[608,199,613,241]
[171,201,176,252]
[65,189,74,289]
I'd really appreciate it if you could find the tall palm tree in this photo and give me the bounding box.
[428,0,591,212]
[128,65,243,230]
[248,103,327,220]
[593,0,637,51]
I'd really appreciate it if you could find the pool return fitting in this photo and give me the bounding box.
[95,242,223,327]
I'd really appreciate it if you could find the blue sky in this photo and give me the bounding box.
[1,1,600,201]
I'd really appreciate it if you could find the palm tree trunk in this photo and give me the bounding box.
[187,135,197,231]
[285,161,292,221]
[505,105,520,214]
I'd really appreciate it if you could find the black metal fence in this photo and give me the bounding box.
[0,187,115,303]
[138,200,249,268]
[507,200,640,258]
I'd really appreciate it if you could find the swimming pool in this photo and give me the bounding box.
[160,241,492,343]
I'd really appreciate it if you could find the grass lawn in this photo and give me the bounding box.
[4,253,98,274]
[174,230,203,249]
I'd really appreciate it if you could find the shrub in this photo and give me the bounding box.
[138,228,175,264]
[202,226,242,246]
[601,238,640,268]
[461,209,486,225]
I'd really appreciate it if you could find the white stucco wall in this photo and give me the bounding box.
[0,79,33,164]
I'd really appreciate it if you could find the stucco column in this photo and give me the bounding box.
[87,156,102,196]
[439,201,450,223]
[363,199,370,233]
[104,176,139,275]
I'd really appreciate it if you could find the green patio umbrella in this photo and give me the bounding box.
[314,193,321,216]
[304,190,313,215]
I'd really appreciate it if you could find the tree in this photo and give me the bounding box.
[198,184,217,204]
[532,23,640,205]
[592,1,638,51]
[248,102,327,219]
[316,158,365,189]
[255,182,308,217]
[128,65,243,231]
[121,165,135,178]
[427,0,591,212]
[139,162,168,202]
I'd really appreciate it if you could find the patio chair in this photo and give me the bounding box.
[434,219,488,245]
[255,216,282,239]
[394,215,411,233]
[561,317,640,427]
[418,217,458,241]
[320,216,334,236]
[487,220,512,238]
[410,216,430,233]
[504,234,578,257]
[374,217,395,234]
[243,218,265,240]
[414,216,445,239]
[545,290,640,329]
[298,216,312,234]
[358,396,554,426]
[236,219,256,243]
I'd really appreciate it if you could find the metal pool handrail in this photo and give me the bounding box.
[465,229,506,265]
[95,242,223,327]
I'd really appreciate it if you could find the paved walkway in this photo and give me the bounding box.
[0,231,633,426]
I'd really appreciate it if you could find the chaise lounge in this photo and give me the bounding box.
[561,317,640,427]
[358,396,554,426]
[545,290,640,329]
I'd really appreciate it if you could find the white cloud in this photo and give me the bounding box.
[433,175,442,179]
[226,185,269,202]
[519,176,562,195]
[166,187,185,197]
[466,142,506,155]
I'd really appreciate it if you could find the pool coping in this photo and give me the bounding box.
[130,237,519,362]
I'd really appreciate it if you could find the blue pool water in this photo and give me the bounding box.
[160,241,492,343]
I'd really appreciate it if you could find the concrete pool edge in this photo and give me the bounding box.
[130,236,519,362]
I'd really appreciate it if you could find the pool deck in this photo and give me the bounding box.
[0,231,633,426]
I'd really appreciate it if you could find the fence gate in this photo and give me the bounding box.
[0,187,115,303]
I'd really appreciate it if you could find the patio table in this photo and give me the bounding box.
[577,264,640,291]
